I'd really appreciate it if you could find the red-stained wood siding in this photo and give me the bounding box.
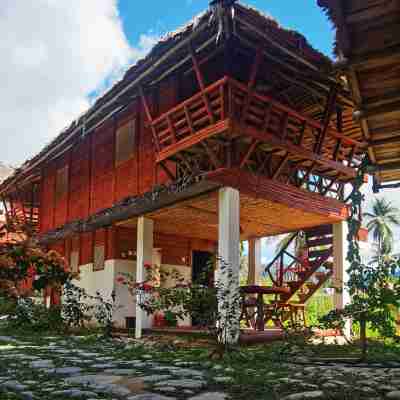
[54,153,70,228]
[106,226,116,260]
[40,164,56,233]
[139,94,155,195]
[115,104,139,200]
[39,75,181,233]
[91,122,115,213]
[69,137,91,221]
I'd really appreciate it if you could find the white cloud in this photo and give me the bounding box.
[0,0,157,166]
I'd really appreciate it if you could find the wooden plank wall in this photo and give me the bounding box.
[39,78,180,235]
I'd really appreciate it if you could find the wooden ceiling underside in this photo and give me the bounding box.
[118,189,345,242]
[320,0,400,184]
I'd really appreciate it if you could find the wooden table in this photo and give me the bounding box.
[240,285,291,331]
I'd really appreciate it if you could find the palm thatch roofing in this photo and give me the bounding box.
[318,0,400,189]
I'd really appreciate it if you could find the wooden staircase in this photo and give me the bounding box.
[265,224,334,307]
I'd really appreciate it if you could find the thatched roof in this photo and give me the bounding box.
[1,2,335,193]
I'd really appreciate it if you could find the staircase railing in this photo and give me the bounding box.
[265,232,306,286]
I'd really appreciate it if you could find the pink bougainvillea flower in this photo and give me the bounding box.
[144,262,152,269]
[142,283,153,292]
[116,276,126,284]
[27,265,37,278]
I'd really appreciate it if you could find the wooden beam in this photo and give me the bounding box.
[139,86,161,153]
[157,119,231,163]
[370,162,400,173]
[315,85,338,154]
[189,45,215,124]
[334,45,400,72]
[201,141,221,169]
[236,123,357,179]
[240,139,259,169]
[206,168,348,220]
[329,0,352,56]
[272,153,290,179]
[369,135,400,147]
[354,101,400,122]
[159,162,176,181]
[231,78,365,149]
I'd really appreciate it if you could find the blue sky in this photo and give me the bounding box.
[119,0,335,58]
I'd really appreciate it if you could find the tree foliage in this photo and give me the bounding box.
[320,159,400,357]
[364,197,400,255]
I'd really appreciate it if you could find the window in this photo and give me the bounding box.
[93,245,105,271]
[55,165,69,202]
[115,119,136,165]
[70,250,79,273]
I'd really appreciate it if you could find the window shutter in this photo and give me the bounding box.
[115,119,136,165]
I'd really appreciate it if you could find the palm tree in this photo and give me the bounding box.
[363,198,400,255]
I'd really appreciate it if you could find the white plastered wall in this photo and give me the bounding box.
[73,259,136,328]
[73,257,192,329]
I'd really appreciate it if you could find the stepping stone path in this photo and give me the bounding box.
[1,335,400,399]
[0,336,228,400]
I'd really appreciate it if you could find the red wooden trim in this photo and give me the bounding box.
[206,168,348,220]
[190,45,215,124]
[156,119,232,163]
[228,77,365,148]
[237,123,357,179]
[189,45,205,91]
[151,77,228,125]
[139,86,160,153]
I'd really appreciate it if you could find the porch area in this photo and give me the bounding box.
[116,178,350,342]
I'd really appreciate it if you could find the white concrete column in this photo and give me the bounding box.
[136,216,154,339]
[217,187,241,344]
[248,237,262,285]
[333,221,351,336]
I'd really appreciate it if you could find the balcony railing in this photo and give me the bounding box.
[151,76,365,179]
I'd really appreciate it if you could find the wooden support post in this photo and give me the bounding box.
[217,187,240,344]
[240,47,263,126]
[189,45,215,124]
[139,86,161,153]
[315,85,338,154]
[136,217,154,339]
[166,115,177,144]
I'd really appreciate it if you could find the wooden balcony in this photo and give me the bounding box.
[150,76,365,183]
